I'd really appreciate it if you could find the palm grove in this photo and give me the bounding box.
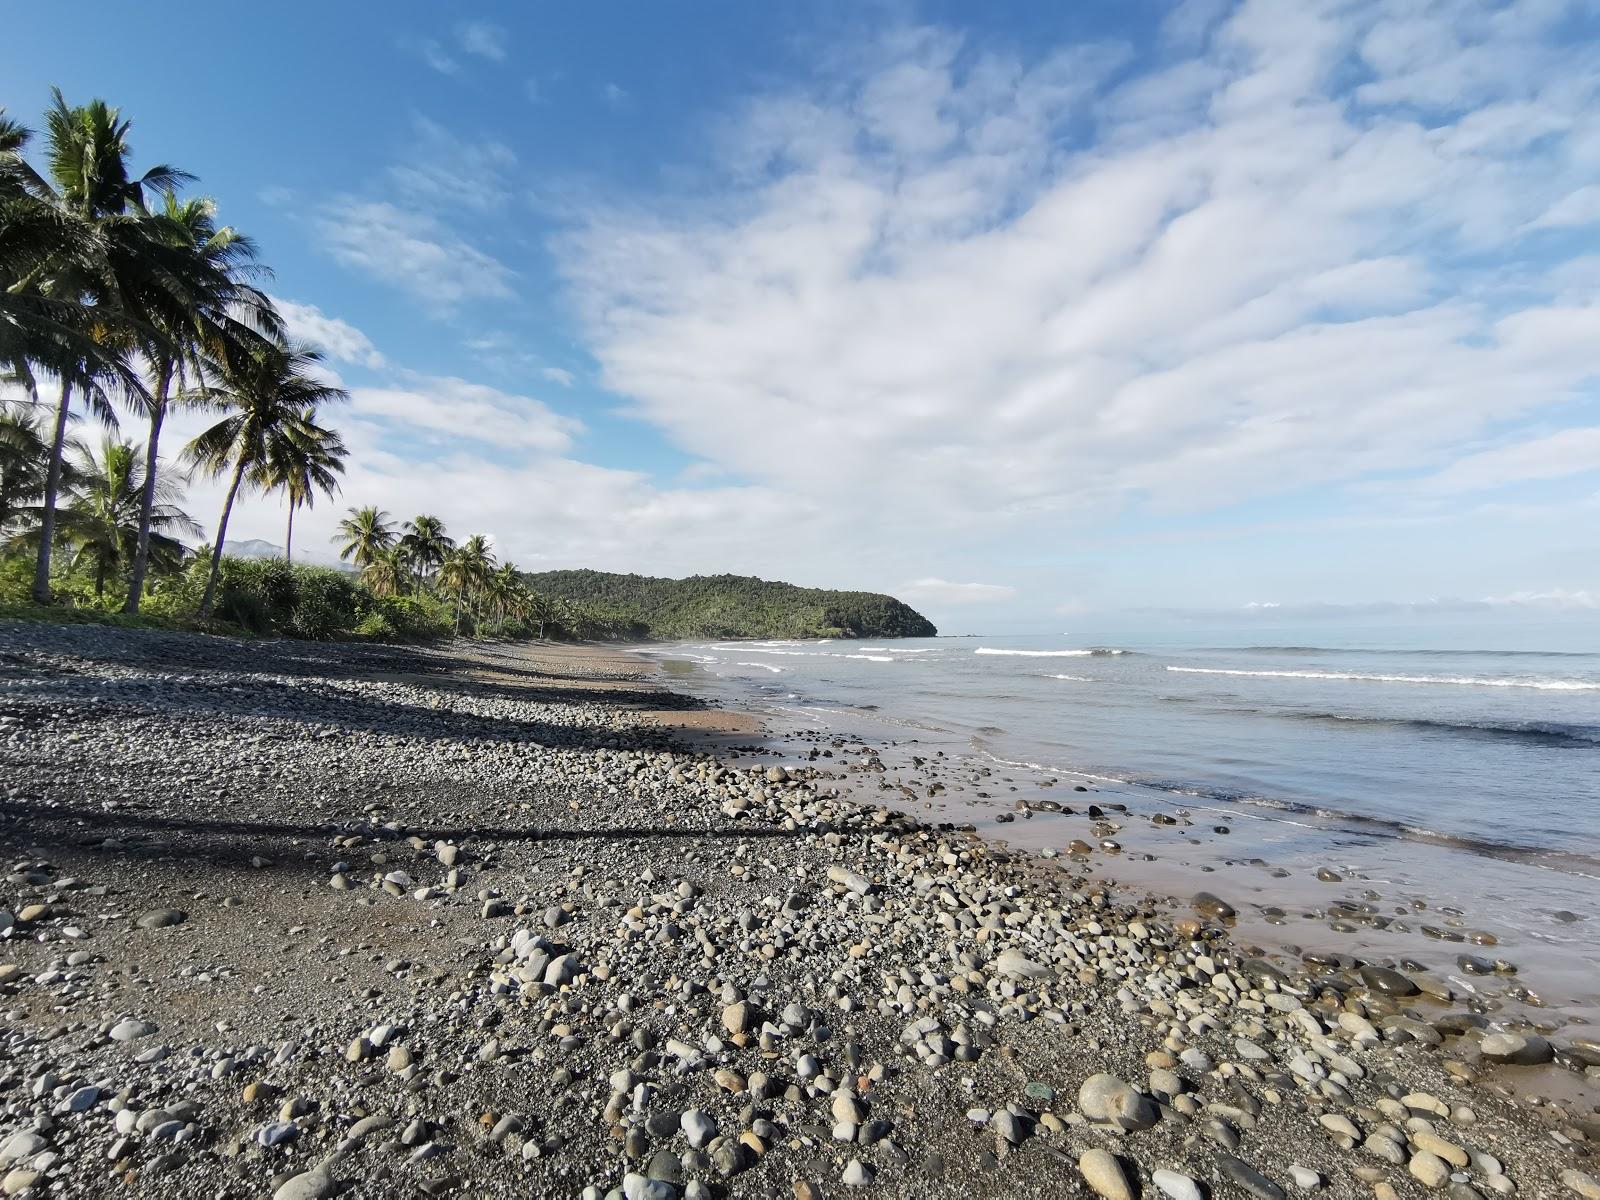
[0,90,582,641]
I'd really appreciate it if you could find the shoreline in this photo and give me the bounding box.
[636,641,1600,1078]
[0,621,1595,1199]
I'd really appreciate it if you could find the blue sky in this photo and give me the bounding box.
[6,1,1600,632]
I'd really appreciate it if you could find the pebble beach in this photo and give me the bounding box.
[1,622,1597,1200]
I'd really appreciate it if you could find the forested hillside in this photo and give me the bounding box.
[519,570,937,640]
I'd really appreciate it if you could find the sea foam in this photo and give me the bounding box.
[976,647,1127,657]
[1167,666,1600,691]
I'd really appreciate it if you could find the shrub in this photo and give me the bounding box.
[285,568,362,640]
[360,594,451,642]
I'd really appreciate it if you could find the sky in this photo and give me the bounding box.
[5,0,1600,634]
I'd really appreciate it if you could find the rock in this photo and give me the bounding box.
[842,1158,874,1187]
[274,1163,337,1200]
[1561,1169,1600,1200]
[831,1092,865,1125]
[682,1109,716,1149]
[1409,1151,1449,1189]
[623,1174,676,1200]
[991,1110,1027,1145]
[995,949,1050,981]
[1359,964,1419,997]
[3,1170,40,1197]
[1412,1131,1468,1169]
[1078,1074,1157,1130]
[1217,1155,1286,1200]
[1079,1149,1134,1200]
[1193,892,1235,920]
[827,866,871,895]
[136,908,187,930]
[1480,1032,1553,1066]
[1288,1166,1322,1190]
[0,1133,44,1169]
[722,1001,752,1036]
[1153,1169,1203,1200]
[109,1018,157,1041]
[543,953,581,987]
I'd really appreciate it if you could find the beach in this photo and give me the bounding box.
[641,633,1600,1062]
[0,622,1596,1199]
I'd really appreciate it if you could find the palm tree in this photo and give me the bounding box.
[0,404,52,537]
[16,89,190,603]
[437,534,496,635]
[335,504,396,570]
[359,546,405,598]
[257,408,346,563]
[184,340,347,616]
[0,113,106,413]
[51,437,195,596]
[398,514,453,590]
[123,191,279,613]
[485,562,530,623]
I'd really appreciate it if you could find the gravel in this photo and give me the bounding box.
[0,620,1593,1198]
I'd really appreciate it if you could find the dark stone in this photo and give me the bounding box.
[1358,964,1419,997]
[1217,1154,1286,1200]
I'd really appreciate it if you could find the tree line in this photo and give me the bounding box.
[0,89,584,640]
[523,569,939,640]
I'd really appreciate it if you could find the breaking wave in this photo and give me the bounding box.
[976,647,1130,658]
[1167,666,1600,691]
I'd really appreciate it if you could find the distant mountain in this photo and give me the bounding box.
[521,569,937,640]
[226,540,355,573]
[228,539,288,560]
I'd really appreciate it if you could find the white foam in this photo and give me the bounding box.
[1166,666,1600,691]
[736,662,784,674]
[715,646,824,657]
[1042,673,1094,682]
[977,647,1091,657]
[885,648,936,654]
[844,654,894,662]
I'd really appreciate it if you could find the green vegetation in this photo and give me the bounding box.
[1,87,925,651]
[0,90,564,645]
[520,569,937,640]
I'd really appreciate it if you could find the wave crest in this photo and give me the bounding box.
[1167,666,1600,691]
[977,647,1129,658]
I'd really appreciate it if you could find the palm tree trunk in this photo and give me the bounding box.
[198,454,248,617]
[94,557,106,597]
[122,364,171,614]
[285,502,295,564]
[31,376,73,604]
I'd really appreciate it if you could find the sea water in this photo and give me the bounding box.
[639,618,1600,1023]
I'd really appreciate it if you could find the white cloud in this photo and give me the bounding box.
[387,118,516,213]
[899,578,1017,605]
[1528,184,1600,231]
[271,298,386,369]
[351,375,581,454]
[414,39,458,76]
[318,200,514,307]
[456,20,507,62]
[1482,588,1599,610]
[166,4,1600,613]
[1414,428,1600,494]
[555,4,1600,547]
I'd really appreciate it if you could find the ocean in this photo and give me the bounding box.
[638,621,1600,1029]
